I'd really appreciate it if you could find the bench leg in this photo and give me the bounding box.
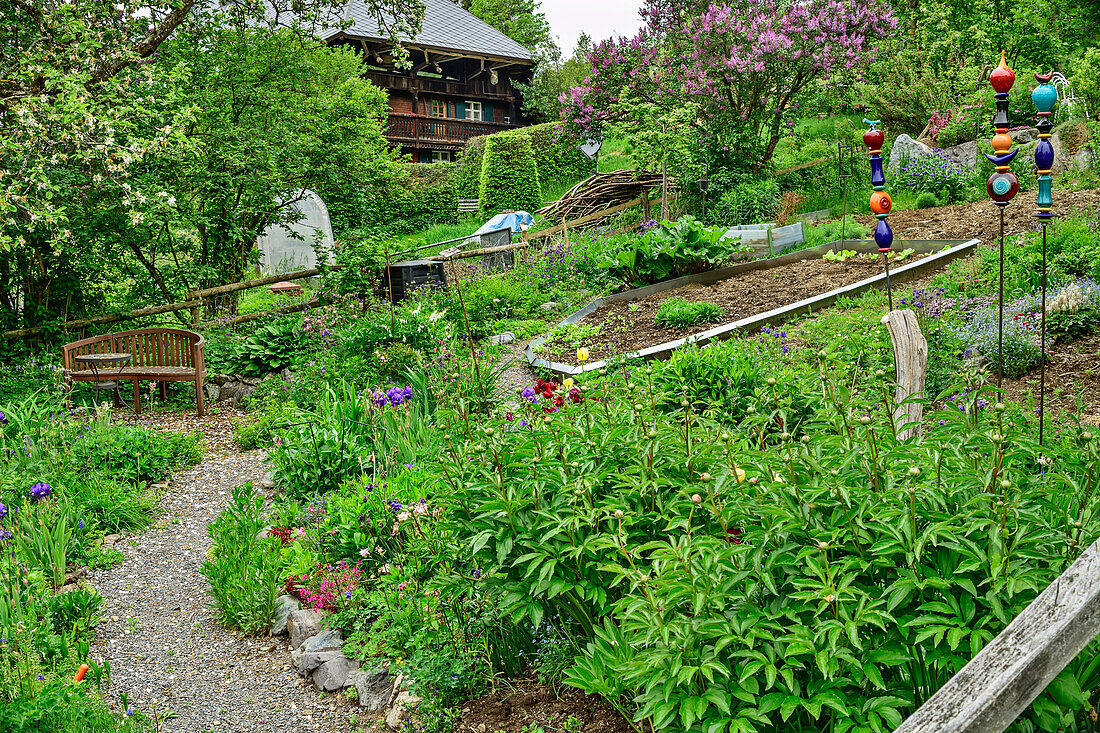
[159,382,168,400]
[196,378,205,417]
[132,380,141,416]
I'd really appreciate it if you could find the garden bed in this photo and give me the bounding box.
[528,238,978,375]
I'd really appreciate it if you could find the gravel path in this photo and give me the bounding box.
[89,450,357,732]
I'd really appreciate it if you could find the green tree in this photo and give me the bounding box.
[515,33,592,122]
[467,0,552,51]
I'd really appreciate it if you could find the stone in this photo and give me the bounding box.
[270,594,299,636]
[259,472,275,489]
[940,140,978,170]
[204,383,220,403]
[279,367,294,382]
[211,373,231,386]
[490,332,516,345]
[539,301,559,312]
[103,534,121,548]
[232,385,256,407]
[287,609,326,650]
[312,656,359,692]
[964,345,988,371]
[298,649,342,675]
[385,691,423,729]
[346,668,396,711]
[887,134,933,176]
[241,375,263,386]
[301,628,343,653]
[1010,126,1038,144]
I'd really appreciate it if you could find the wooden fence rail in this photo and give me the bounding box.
[894,535,1100,733]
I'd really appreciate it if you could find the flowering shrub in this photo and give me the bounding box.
[291,560,365,611]
[430,364,1098,733]
[896,148,969,203]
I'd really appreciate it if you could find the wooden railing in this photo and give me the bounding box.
[386,114,515,145]
[894,535,1100,732]
[363,70,517,99]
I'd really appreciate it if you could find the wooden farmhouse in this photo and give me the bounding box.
[321,0,536,163]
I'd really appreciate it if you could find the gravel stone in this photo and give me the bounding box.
[88,449,357,731]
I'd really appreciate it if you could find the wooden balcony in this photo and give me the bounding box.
[364,70,517,100]
[386,114,517,149]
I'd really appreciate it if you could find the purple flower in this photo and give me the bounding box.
[0,504,7,520]
[0,411,7,425]
[521,386,537,403]
[29,482,52,501]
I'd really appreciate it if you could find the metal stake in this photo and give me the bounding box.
[882,252,894,311]
[1039,223,1048,446]
[997,206,1005,388]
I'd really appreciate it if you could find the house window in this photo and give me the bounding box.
[431,151,452,163]
[430,99,446,118]
[465,101,483,122]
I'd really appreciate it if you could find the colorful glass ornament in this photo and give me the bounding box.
[985,51,1019,207]
[1033,71,1057,219]
[862,120,892,251]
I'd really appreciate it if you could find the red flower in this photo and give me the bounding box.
[726,528,744,544]
[553,395,565,407]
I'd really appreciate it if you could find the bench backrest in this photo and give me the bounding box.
[63,329,205,373]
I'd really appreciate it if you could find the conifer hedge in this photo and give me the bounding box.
[478,130,541,216]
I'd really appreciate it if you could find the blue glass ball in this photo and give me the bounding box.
[1032,83,1057,113]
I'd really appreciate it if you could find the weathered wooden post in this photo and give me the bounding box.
[894,536,1100,733]
[882,309,927,440]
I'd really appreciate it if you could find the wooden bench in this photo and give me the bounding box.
[458,199,479,215]
[62,328,206,416]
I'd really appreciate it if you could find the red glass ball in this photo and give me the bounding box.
[990,60,1015,94]
[863,128,885,151]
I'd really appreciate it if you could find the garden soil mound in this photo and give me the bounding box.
[454,680,637,733]
[547,254,924,364]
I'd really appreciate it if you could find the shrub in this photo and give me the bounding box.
[598,215,749,286]
[711,178,779,226]
[201,483,283,634]
[896,148,969,203]
[478,131,541,217]
[454,135,488,199]
[916,191,938,209]
[654,297,722,328]
[526,122,596,189]
[226,318,301,376]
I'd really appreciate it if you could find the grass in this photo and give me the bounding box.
[387,218,483,256]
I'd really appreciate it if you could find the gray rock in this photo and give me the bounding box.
[1010,127,1038,143]
[287,609,325,650]
[256,525,271,540]
[212,373,231,386]
[232,385,256,407]
[887,133,933,175]
[539,302,559,312]
[270,594,299,636]
[103,534,121,548]
[241,375,263,386]
[346,668,395,711]
[204,383,220,403]
[385,691,423,729]
[940,140,978,170]
[279,367,294,382]
[490,332,516,345]
[298,649,342,675]
[259,472,275,489]
[301,628,343,653]
[313,656,360,692]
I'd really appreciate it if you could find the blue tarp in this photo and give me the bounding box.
[473,210,534,236]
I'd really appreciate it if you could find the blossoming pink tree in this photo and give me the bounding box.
[562,0,896,173]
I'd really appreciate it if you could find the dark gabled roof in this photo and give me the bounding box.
[322,0,533,64]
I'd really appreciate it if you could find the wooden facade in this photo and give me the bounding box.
[324,5,535,163]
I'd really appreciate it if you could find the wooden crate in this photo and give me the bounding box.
[383,260,447,301]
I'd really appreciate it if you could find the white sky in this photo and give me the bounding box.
[541,0,643,56]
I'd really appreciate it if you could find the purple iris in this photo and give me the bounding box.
[521,387,536,403]
[0,411,7,425]
[0,503,6,519]
[29,482,52,501]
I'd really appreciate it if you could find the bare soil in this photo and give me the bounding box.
[542,254,926,365]
[454,679,637,733]
[1001,332,1100,427]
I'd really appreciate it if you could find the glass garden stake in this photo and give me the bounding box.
[1033,70,1058,447]
[985,51,1019,387]
[863,120,893,310]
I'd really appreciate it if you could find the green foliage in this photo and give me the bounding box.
[526,123,597,190]
[916,192,938,209]
[478,131,542,216]
[1070,48,1100,122]
[0,679,152,733]
[226,319,302,376]
[800,216,868,250]
[653,297,722,329]
[201,483,283,635]
[377,163,460,236]
[598,216,748,287]
[232,394,296,451]
[333,229,387,296]
[711,178,779,227]
[455,136,489,199]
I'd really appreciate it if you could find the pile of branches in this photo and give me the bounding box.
[536,170,669,223]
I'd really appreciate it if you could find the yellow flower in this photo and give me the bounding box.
[735,467,746,483]
[563,378,574,390]
[576,347,590,363]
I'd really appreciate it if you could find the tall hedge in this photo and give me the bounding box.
[371,162,458,234]
[455,135,489,199]
[478,131,541,216]
[526,123,596,186]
